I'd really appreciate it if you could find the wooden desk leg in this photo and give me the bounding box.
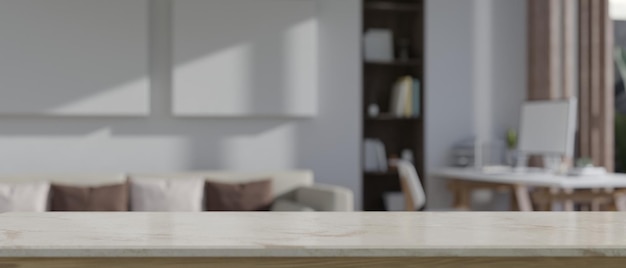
[510,189,519,211]
[458,187,471,211]
[550,187,560,211]
[449,180,471,210]
[513,185,533,211]
[591,188,602,211]
[534,188,551,211]
[591,188,613,211]
[563,188,574,211]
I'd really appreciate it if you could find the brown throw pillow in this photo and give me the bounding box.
[205,179,272,211]
[51,183,129,211]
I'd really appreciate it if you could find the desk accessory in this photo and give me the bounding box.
[363,29,393,62]
[567,166,607,177]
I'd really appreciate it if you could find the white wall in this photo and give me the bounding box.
[425,0,476,209]
[425,0,526,209]
[172,0,319,117]
[0,0,149,116]
[487,0,527,140]
[0,0,362,208]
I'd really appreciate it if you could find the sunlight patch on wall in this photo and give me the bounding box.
[173,44,253,116]
[49,79,150,116]
[172,0,318,118]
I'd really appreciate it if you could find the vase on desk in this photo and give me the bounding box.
[505,149,517,167]
[505,129,518,167]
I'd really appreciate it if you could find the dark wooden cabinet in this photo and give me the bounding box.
[362,0,425,211]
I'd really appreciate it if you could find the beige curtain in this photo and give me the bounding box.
[527,0,614,170]
[578,0,614,171]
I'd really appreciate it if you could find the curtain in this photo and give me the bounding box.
[578,0,614,171]
[527,0,614,170]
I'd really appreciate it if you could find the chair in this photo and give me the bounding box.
[395,160,426,211]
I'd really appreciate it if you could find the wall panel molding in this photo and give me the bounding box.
[172,0,319,118]
[0,0,150,116]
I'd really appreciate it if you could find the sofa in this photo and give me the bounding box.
[0,170,354,212]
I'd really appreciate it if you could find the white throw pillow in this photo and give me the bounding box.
[0,182,50,212]
[130,178,204,211]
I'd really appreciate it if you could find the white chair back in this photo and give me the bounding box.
[396,160,426,211]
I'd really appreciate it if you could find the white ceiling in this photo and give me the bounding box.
[611,0,626,20]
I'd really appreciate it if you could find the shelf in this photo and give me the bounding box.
[366,115,421,121]
[365,60,421,67]
[364,2,421,12]
[362,0,424,212]
[364,171,398,177]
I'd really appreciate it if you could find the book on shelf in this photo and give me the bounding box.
[389,76,420,118]
[413,78,421,117]
[363,138,388,172]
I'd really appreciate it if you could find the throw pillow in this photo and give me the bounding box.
[51,183,129,211]
[205,179,272,211]
[0,182,50,212]
[130,178,204,211]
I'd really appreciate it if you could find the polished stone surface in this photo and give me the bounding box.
[2,212,626,257]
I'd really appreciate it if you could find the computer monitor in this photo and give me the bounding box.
[517,98,577,158]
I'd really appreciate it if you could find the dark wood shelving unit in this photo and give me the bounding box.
[365,115,421,121]
[362,0,425,211]
[364,171,399,176]
[365,60,421,67]
[364,2,421,12]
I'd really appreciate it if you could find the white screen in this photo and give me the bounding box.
[518,99,577,157]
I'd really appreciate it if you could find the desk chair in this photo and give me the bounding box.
[396,160,426,211]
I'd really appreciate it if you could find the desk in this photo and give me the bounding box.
[4,212,626,267]
[433,167,626,211]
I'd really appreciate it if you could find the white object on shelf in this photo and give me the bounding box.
[368,104,380,117]
[363,28,393,62]
[364,139,379,172]
[363,139,388,172]
[389,76,413,117]
[401,149,414,163]
[383,192,405,211]
[375,140,388,172]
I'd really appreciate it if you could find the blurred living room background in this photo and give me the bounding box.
[0,0,625,213]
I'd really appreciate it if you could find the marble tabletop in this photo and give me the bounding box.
[2,212,626,257]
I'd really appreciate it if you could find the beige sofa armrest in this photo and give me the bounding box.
[294,184,354,211]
